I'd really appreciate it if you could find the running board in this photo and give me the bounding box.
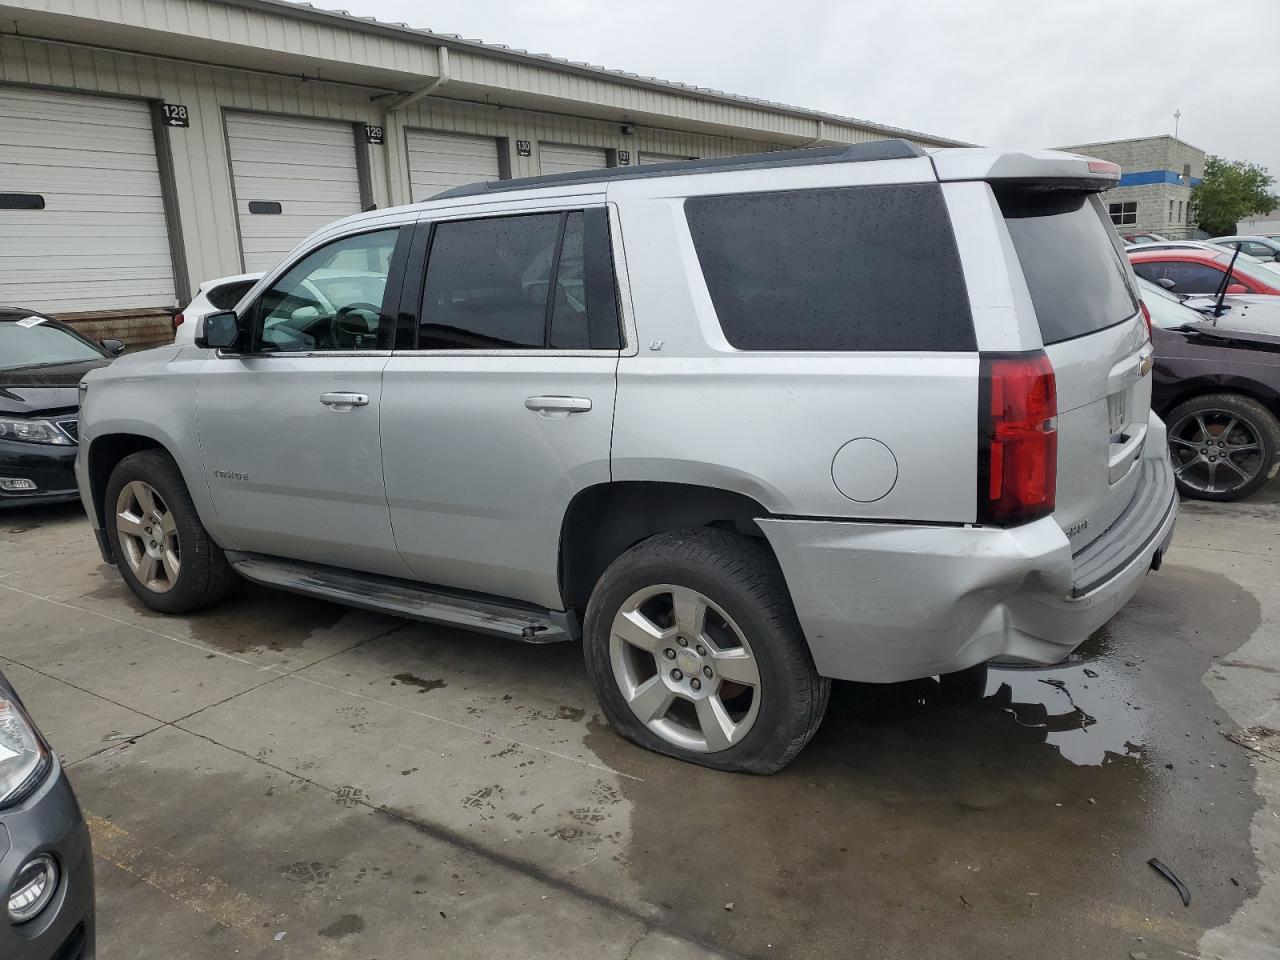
[226,553,571,643]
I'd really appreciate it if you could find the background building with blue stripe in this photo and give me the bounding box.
[1058,135,1206,239]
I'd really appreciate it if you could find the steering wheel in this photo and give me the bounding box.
[329,302,383,348]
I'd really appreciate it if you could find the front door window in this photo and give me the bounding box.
[252,228,402,352]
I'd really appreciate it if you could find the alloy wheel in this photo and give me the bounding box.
[115,480,181,593]
[1168,409,1264,497]
[609,584,761,753]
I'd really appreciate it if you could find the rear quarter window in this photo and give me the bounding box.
[684,184,974,351]
[998,191,1138,344]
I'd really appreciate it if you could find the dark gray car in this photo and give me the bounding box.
[0,669,94,959]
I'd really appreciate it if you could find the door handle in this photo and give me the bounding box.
[525,396,592,414]
[320,392,370,408]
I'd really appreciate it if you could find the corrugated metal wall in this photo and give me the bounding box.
[0,27,921,320]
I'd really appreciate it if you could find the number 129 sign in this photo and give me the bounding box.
[161,104,189,127]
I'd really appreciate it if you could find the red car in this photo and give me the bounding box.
[1128,248,1280,296]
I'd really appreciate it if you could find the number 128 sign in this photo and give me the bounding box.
[161,104,189,127]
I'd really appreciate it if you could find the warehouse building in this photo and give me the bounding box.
[0,0,962,346]
[1058,135,1205,240]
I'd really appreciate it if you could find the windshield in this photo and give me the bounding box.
[1223,256,1280,286]
[0,319,104,371]
[1137,278,1205,328]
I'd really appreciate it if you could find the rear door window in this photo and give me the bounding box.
[684,184,974,351]
[418,209,621,350]
[998,191,1138,344]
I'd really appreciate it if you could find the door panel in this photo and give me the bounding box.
[194,226,411,577]
[196,355,410,576]
[381,357,616,609]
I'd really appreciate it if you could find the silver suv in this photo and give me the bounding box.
[75,141,1177,773]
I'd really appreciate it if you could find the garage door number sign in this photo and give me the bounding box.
[364,124,384,145]
[161,103,189,127]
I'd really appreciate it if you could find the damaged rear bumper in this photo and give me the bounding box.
[760,459,1177,684]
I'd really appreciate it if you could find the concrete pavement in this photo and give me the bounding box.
[1,486,1276,959]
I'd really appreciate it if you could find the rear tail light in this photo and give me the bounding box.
[173,313,184,329]
[1138,301,1152,341]
[978,351,1057,526]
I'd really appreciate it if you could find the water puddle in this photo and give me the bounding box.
[980,657,1147,766]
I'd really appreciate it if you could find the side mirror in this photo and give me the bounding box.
[100,338,125,356]
[195,311,241,350]
[1157,277,1177,290]
[1226,283,1247,295]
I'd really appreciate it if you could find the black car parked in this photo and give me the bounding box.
[0,668,95,959]
[1141,279,1280,501]
[0,309,120,508]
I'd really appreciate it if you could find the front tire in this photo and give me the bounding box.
[1166,393,1280,501]
[583,529,829,774]
[104,449,235,613]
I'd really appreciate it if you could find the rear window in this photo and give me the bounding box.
[684,184,974,351]
[998,191,1138,344]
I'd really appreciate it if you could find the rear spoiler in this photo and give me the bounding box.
[929,148,1121,192]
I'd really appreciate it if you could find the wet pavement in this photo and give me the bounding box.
[1,484,1277,959]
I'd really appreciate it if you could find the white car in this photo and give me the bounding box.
[173,273,262,344]
[1209,235,1280,263]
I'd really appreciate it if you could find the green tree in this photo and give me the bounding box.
[1192,156,1279,235]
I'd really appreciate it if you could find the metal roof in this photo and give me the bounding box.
[225,0,969,148]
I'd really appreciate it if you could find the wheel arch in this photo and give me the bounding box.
[558,481,778,610]
[1157,376,1280,422]
[86,431,212,537]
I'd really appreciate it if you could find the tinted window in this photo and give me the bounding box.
[1131,261,1163,284]
[1162,261,1225,294]
[999,192,1137,344]
[419,210,621,351]
[549,212,588,348]
[207,280,256,311]
[685,185,974,351]
[421,214,560,349]
[252,228,400,353]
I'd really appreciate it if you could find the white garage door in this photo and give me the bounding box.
[225,112,363,273]
[0,86,176,314]
[407,129,501,201]
[538,143,609,176]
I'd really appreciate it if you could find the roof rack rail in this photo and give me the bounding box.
[429,138,927,201]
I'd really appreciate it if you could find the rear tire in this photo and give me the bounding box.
[1166,393,1280,501]
[583,528,829,774]
[104,449,235,613]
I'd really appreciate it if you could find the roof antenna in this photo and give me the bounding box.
[1212,245,1240,320]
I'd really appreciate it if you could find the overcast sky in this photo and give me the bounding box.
[338,0,1280,180]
